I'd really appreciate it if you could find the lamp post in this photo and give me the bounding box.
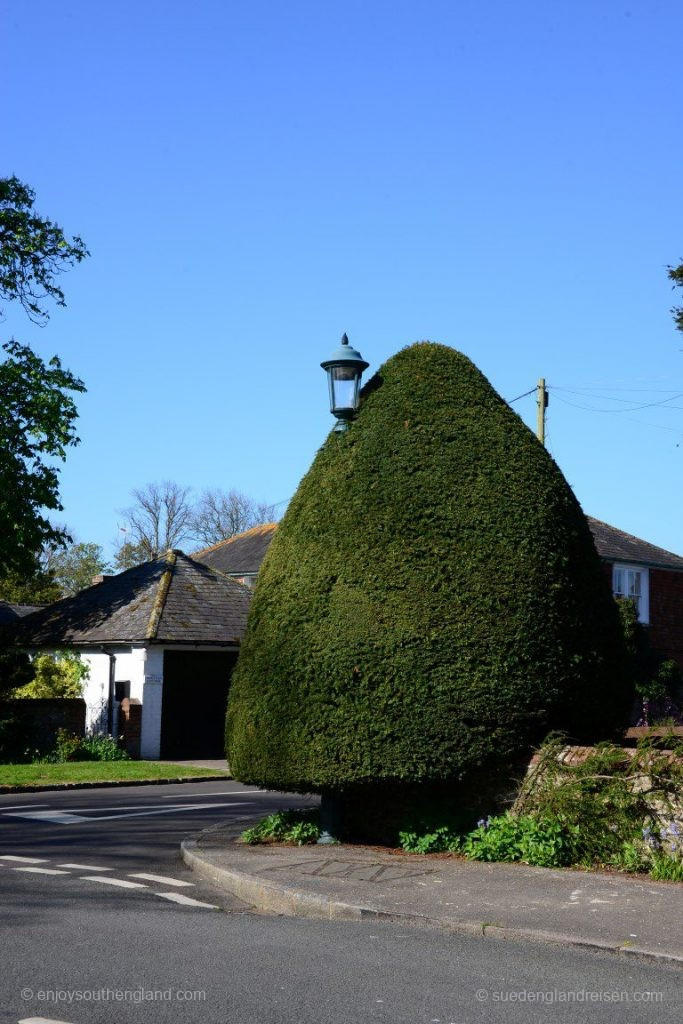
[321,333,369,430]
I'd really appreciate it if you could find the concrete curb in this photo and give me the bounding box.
[0,773,231,794]
[181,830,683,966]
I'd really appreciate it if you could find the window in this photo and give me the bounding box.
[612,565,649,623]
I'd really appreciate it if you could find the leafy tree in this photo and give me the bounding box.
[227,343,628,836]
[0,341,86,579]
[616,597,682,714]
[0,568,61,606]
[0,179,87,711]
[667,260,683,334]
[0,176,89,325]
[112,540,149,571]
[191,488,276,548]
[49,541,110,596]
[114,481,194,568]
[12,651,87,699]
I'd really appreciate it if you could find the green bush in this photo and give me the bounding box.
[513,736,683,873]
[227,343,628,812]
[458,812,579,867]
[650,853,683,882]
[242,809,321,846]
[399,824,461,854]
[36,728,129,763]
[13,651,88,699]
[617,597,683,719]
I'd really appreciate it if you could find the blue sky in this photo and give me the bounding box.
[4,0,682,558]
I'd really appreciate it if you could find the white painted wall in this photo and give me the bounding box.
[36,643,239,759]
[79,646,148,735]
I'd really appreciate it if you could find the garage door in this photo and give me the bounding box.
[160,650,238,759]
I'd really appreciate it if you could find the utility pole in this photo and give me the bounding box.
[536,378,548,446]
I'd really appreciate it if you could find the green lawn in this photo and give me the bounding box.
[0,761,228,789]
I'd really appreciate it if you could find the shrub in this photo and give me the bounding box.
[399,825,461,854]
[650,853,683,882]
[513,735,683,868]
[36,728,129,763]
[458,812,579,867]
[242,809,321,846]
[617,597,683,723]
[13,651,88,699]
[227,343,628,817]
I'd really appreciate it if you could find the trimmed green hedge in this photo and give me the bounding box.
[227,343,628,795]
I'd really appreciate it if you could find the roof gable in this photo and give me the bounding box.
[587,517,683,571]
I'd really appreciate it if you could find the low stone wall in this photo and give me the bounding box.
[518,743,683,854]
[0,698,86,759]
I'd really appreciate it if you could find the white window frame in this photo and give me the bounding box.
[612,564,649,624]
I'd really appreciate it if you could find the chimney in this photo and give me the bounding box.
[91,574,112,585]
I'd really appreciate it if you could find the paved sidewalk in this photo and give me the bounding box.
[182,821,683,963]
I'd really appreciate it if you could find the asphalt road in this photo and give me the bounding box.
[1,781,681,1024]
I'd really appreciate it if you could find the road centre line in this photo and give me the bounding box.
[80,875,147,889]
[13,866,70,875]
[57,862,113,871]
[154,891,219,909]
[0,854,48,863]
[128,872,194,886]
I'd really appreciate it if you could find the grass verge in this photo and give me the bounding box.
[0,761,228,789]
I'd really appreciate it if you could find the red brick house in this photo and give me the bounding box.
[587,517,683,671]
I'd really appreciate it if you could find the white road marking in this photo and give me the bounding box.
[57,862,113,871]
[13,866,70,875]
[5,802,240,824]
[161,789,262,798]
[61,802,197,811]
[129,872,194,887]
[0,854,48,863]
[20,1017,76,1023]
[154,891,219,909]
[80,875,147,889]
[4,811,84,824]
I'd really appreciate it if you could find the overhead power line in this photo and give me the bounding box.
[507,387,537,404]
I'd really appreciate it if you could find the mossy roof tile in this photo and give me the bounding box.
[13,552,251,647]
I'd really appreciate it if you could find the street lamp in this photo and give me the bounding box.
[321,333,369,430]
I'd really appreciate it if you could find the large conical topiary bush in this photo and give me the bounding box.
[227,343,628,805]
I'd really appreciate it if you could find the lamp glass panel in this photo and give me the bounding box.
[330,364,360,411]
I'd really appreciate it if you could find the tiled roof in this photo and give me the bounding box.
[194,517,683,576]
[193,523,278,575]
[0,601,44,627]
[13,551,252,647]
[587,517,683,571]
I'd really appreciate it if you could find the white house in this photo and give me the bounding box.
[15,550,251,759]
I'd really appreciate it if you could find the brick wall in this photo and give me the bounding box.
[120,698,141,759]
[0,698,86,759]
[649,568,683,669]
[601,560,683,670]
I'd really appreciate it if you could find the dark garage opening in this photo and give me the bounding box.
[160,650,238,759]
